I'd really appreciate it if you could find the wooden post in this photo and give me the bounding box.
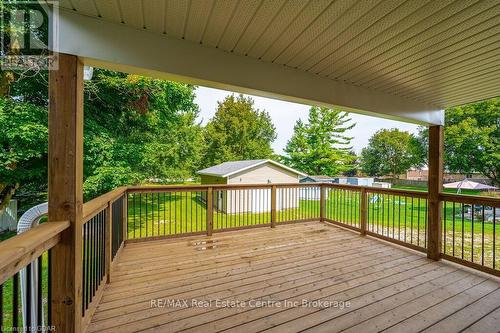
[319,184,325,222]
[206,187,213,236]
[105,201,112,283]
[48,53,84,333]
[271,185,277,228]
[427,125,444,260]
[360,188,367,235]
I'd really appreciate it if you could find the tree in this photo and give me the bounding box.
[283,106,355,176]
[202,94,276,167]
[360,129,422,178]
[416,99,499,186]
[444,100,499,185]
[1,69,204,204]
[83,70,204,199]
[0,98,48,209]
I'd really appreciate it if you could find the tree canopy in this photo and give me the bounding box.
[360,129,422,178]
[283,106,355,176]
[416,99,499,185]
[202,94,276,167]
[83,70,203,199]
[443,100,499,185]
[0,69,203,203]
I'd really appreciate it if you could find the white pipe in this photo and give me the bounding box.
[17,202,48,330]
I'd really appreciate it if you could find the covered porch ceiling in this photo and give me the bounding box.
[54,0,500,125]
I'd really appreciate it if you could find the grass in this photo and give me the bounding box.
[1,252,50,330]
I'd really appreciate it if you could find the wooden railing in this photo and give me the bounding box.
[1,182,498,332]
[80,186,127,331]
[439,193,499,276]
[0,221,69,331]
[126,183,499,277]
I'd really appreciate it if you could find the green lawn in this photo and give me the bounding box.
[1,252,50,330]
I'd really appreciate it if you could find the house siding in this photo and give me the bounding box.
[227,163,299,184]
[199,162,302,215]
[224,163,299,213]
[200,174,227,185]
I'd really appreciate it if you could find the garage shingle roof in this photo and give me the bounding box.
[197,159,305,178]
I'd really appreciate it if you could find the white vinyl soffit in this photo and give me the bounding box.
[53,1,500,125]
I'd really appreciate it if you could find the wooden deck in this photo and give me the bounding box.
[88,221,500,333]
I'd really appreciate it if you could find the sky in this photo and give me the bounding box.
[194,86,421,155]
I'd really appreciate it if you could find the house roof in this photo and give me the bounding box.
[301,175,335,182]
[197,160,306,178]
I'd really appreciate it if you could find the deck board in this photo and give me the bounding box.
[88,221,500,333]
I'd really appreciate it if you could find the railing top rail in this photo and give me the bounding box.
[83,186,127,222]
[126,182,323,192]
[440,192,500,207]
[0,221,69,285]
[127,182,430,198]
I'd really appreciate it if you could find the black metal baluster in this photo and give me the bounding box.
[462,203,465,259]
[86,222,90,309]
[0,283,3,329]
[169,192,172,235]
[443,201,447,254]
[26,263,32,329]
[404,196,408,243]
[471,204,475,262]
[424,198,428,248]
[185,191,188,233]
[392,195,395,238]
[398,195,401,240]
[493,208,496,269]
[417,197,421,246]
[158,192,161,236]
[482,206,485,266]
[410,197,414,244]
[452,202,456,257]
[92,216,96,297]
[47,250,52,326]
[13,273,19,329]
[174,192,178,235]
[37,255,42,328]
[139,193,143,238]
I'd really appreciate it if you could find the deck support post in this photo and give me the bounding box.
[206,187,213,236]
[360,188,368,235]
[271,185,277,228]
[319,184,326,222]
[48,53,84,333]
[427,125,444,260]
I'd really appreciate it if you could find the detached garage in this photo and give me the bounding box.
[197,160,306,214]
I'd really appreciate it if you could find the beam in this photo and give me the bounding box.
[48,53,84,333]
[427,125,444,260]
[56,9,443,125]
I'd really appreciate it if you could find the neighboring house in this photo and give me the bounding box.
[300,175,336,183]
[0,199,17,233]
[198,159,306,214]
[302,176,373,185]
[346,177,375,186]
[404,168,491,184]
